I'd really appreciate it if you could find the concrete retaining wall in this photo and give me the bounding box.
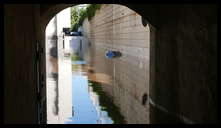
[82,4,150,124]
[82,4,217,124]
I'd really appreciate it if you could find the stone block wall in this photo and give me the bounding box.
[82,4,150,124]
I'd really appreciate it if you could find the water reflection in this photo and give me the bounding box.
[79,65,113,85]
[65,60,114,124]
[53,73,59,115]
[47,56,125,124]
[47,33,125,123]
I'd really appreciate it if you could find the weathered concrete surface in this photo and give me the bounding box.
[150,5,217,124]
[4,5,39,123]
[83,4,150,124]
[82,4,217,124]
[4,4,217,124]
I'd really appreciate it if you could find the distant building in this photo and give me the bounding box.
[46,7,72,124]
[46,8,71,59]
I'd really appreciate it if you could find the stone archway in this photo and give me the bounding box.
[38,4,218,124]
[4,4,217,124]
[40,4,156,124]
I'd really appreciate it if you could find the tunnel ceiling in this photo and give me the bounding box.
[40,4,56,15]
[40,4,217,30]
[40,4,158,29]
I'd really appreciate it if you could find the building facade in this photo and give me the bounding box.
[45,7,72,124]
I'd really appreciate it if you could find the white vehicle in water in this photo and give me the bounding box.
[69,32,84,58]
[62,31,83,57]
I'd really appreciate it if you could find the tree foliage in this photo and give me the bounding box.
[71,4,102,31]
[86,4,102,21]
[71,7,79,28]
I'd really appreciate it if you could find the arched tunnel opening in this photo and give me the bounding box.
[4,4,217,124]
[45,4,153,124]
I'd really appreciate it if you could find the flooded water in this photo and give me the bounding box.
[47,55,125,124]
[46,33,125,124]
[65,60,114,124]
